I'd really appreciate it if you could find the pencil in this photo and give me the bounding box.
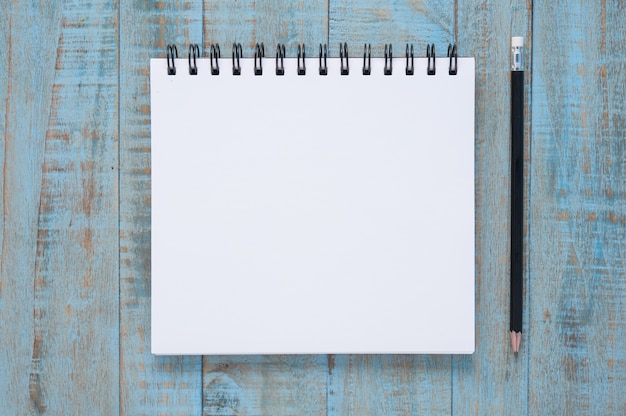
[510,36,524,354]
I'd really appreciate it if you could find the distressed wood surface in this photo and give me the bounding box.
[329,0,454,57]
[529,1,626,415]
[119,1,203,415]
[0,3,58,413]
[204,355,328,415]
[204,0,328,56]
[1,1,120,414]
[0,1,625,415]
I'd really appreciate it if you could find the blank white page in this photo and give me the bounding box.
[151,55,475,354]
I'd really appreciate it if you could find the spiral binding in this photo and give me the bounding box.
[165,43,460,76]
[188,44,199,75]
[447,43,458,75]
[384,44,392,75]
[297,44,306,75]
[232,43,242,75]
[339,42,349,75]
[276,43,286,75]
[319,43,328,75]
[427,44,436,75]
[254,43,264,75]
[406,44,414,75]
[210,44,220,75]
[166,45,178,75]
[362,44,371,75]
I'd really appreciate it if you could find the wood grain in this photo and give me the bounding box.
[119,1,203,414]
[529,1,626,414]
[328,355,451,415]
[329,0,454,57]
[203,355,328,415]
[452,1,532,414]
[0,0,120,414]
[1,2,625,414]
[0,3,61,413]
[204,0,329,57]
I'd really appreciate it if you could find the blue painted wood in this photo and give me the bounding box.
[0,1,625,414]
[204,0,329,57]
[328,355,452,415]
[1,1,120,414]
[329,0,454,57]
[452,1,532,415]
[119,0,204,414]
[0,3,62,413]
[203,355,328,415]
[529,1,626,414]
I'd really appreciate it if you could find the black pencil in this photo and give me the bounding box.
[510,37,524,354]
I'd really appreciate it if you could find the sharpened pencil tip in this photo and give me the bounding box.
[510,331,522,354]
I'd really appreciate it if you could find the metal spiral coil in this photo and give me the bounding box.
[339,42,349,75]
[165,42,460,76]
[384,44,392,75]
[166,44,178,75]
[276,43,286,75]
[188,44,199,75]
[297,44,306,75]
[362,44,371,75]
[406,44,414,75]
[427,44,436,75]
[319,43,328,75]
[210,43,220,75]
[447,43,458,75]
[254,43,265,75]
[232,43,242,75]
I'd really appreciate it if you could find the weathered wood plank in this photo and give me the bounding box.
[0,3,62,413]
[326,2,454,415]
[329,0,454,57]
[203,355,328,415]
[204,0,329,57]
[34,1,120,412]
[201,2,329,415]
[328,355,451,415]
[529,2,626,414]
[4,2,626,414]
[119,1,203,414]
[452,1,532,414]
[1,0,120,414]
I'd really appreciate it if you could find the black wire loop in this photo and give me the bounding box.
[319,44,328,75]
[232,43,242,75]
[384,44,393,75]
[340,42,349,75]
[188,44,199,75]
[362,44,371,75]
[210,43,220,75]
[254,43,264,75]
[405,44,414,75]
[276,43,286,75]
[297,44,306,75]
[166,44,178,75]
[447,43,458,75]
[427,44,436,75]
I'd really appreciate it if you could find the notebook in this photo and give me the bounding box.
[151,43,475,354]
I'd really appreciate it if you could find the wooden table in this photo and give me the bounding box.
[1,1,624,414]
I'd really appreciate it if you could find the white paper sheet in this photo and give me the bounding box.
[151,55,475,354]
